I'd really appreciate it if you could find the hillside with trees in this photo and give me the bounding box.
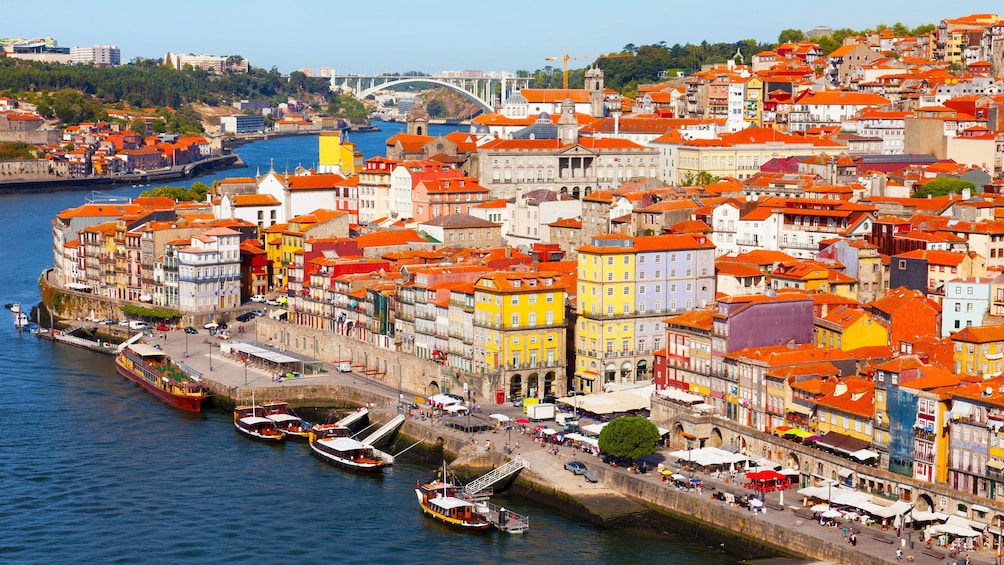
[520,21,935,97]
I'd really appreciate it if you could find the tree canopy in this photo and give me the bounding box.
[139,181,210,202]
[597,416,661,460]
[911,176,975,198]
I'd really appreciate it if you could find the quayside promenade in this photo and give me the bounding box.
[122,317,990,565]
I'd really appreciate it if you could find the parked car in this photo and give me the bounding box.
[129,321,149,330]
[102,319,116,325]
[512,398,524,408]
[543,395,557,404]
[265,299,280,306]
[204,322,219,330]
[236,312,255,322]
[118,319,131,327]
[183,327,198,334]
[250,294,266,303]
[155,322,171,331]
[251,309,265,317]
[337,362,352,373]
[564,461,588,475]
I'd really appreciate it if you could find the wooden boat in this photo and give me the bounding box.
[114,343,207,412]
[261,401,311,441]
[308,424,386,472]
[414,463,491,531]
[234,405,285,442]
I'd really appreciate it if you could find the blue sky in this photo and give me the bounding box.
[5,1,1003,74]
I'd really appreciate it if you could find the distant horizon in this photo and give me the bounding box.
[4,1,1004,75]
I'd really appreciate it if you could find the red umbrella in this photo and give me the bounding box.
[513,418,530,425]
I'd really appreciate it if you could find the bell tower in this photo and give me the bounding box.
[406,100,429,136]
[587,67,605,117]
[557,98,578,144]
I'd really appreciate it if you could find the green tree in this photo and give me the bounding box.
[597,416,661,460]
[681,170,720,186]
[426,98,445,117]
[778,29,806,43]
[912,176,975,198]
[129,118,147,135]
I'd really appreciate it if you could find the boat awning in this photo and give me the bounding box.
[266,413,299,423]
[239,416,272,425]
[431,496,474,510]
[128,343,165,357]
[320,437,367,451]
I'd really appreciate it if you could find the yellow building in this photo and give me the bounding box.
[575,233,717,392]
[951,324,1004,377]
[473,271,567,402]
[655,126,840,184]
[814,306,888,351]
[813,377,875,444]
[318,130,359,176]
[743,76,763,127]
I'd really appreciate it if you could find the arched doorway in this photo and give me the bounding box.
[620,361,632,381]
[544,371,555,396]
[572,186,581,200]
[426,380,441,396]
[672,423,686,449]
[787,452,800,472]
[509,374,522,401]
[637,359,648,381]
[527,372,540,398]
[709,427,723,448]
[733,435,748,454]
[604,363,616,383]
[916,494,935,512]
[560,186,568,195]
[584,186,592,197]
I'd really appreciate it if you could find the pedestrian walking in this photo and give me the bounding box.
[895,548,902,562]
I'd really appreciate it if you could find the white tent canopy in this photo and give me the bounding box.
[796,485,912,519]
[443,404,468,414]
[657,388,704,404]
[668,447,748,467]
[489,413,510,422]
[558,390,651,414]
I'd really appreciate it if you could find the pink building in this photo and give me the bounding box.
[411,176,490,223]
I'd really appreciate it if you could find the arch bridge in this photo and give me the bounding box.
[329,74,532,113]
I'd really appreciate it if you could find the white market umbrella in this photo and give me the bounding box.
[811,504,830,512]
[749,498,763,507]
[822,509,843,519]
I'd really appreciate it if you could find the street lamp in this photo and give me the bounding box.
[244,359,248,386]
[209,342,214,371]
[184,330,189,358]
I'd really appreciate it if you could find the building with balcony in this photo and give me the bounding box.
[472,271,568,402]
[177,227,241,314]
[575,233,715,393]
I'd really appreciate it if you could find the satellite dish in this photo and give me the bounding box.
[988,387,994,397]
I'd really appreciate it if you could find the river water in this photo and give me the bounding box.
[0,124,757,564]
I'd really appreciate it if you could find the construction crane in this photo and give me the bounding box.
[545,51,635,90]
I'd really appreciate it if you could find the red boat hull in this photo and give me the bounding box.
[115,361,205,413]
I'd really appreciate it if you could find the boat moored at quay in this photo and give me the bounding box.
[114,343,208,412]
[308,424,387,472]
[234,405,285,442]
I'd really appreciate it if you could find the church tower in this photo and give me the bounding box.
[557,98,578,144]
[587,67,605,117]
[406,100,429,136]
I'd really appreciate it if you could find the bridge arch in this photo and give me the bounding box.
[353,77,494,113]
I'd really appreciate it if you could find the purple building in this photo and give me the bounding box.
[710,294,815,420]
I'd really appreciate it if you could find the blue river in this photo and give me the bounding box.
[0,123,760,564]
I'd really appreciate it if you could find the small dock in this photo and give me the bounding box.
[475,498,529,534]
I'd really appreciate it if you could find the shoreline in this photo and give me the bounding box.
[0,154,243,195]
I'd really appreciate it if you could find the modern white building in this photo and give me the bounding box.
[70,45,120,66]
[942,277,992,337]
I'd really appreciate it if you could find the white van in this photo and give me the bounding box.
[337,362,352,373]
